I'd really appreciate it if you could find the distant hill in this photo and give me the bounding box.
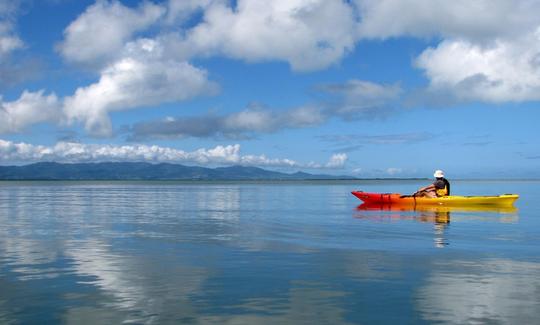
[0,162,356,180]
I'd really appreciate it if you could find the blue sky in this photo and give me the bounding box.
[0,0,539,178]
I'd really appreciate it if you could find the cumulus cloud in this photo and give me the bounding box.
[128,79,400,140]
[325,153,348,168]
[179,0,359,71]
[0,1,23,57]
[0,21,22,56]
[58,0,165,66]
[129,104,325,140]
[0,0,400,139]
[0,38,220,137]
[0,90,61,133]
[58,0,360,71]
[63,39,219,137]
[416,33,540,103]
[50,2,221,137]
[356,0,540,41]
[354,0,540,103]
[10,0,540,139]
[55,0,540,107]
[0,139,347,169]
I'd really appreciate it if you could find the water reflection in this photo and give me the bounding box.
[195,186,241,221]
[64,238,211,323]
[354,204,519,248]
[416,258,540,324]
[200,283,354,325]
[357,203,519,215]
[0,181,538,324]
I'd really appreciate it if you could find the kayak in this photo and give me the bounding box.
[351,191,519,207]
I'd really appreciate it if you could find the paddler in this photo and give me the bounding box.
[416,170,450,198]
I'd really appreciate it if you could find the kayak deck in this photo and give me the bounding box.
[351,191,519,207]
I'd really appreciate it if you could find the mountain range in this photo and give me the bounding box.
[0,162,355,180]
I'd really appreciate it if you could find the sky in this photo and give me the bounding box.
[0,0,539,178]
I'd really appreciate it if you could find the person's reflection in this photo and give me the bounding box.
[434,211,450,248]
[417,209,450,248]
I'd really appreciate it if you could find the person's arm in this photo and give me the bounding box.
[418,184,436,192]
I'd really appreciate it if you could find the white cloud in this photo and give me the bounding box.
[301,153,348,169]
[12,0,540,140]
[355,0,540,103]
[326,153,348,168]
[285,106,327,127]
[0,39,218,137]
[356,0,540,41]
[0,21,22,56]
[0,1,23,57]
[0,139,347,169]
[386,167,402,175]
[416,32,540,102]
[129,105,326,140]
[57,0,360,71]
[223,108,276,133]
[55,1,223,137]
[222,105,325,133]
[181,0,358,71]
[58,0,165,65]
[0,90,61,133]
[63,39,219,137]
[0,140,238,164]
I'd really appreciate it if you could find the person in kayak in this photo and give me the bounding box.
[416,170,450,198]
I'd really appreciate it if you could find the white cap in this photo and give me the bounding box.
[434,170,444,178]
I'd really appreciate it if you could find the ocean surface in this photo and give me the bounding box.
[0,180,539,324]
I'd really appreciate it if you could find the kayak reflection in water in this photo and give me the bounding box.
[355,204,452,247]
[416,170,451,198]
[356,204,519,248]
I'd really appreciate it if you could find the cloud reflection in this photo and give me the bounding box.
[200,283,354,325]
[65,238,210,323]
[416,259,540,324]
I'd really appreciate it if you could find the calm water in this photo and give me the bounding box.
[0,180,539,324]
